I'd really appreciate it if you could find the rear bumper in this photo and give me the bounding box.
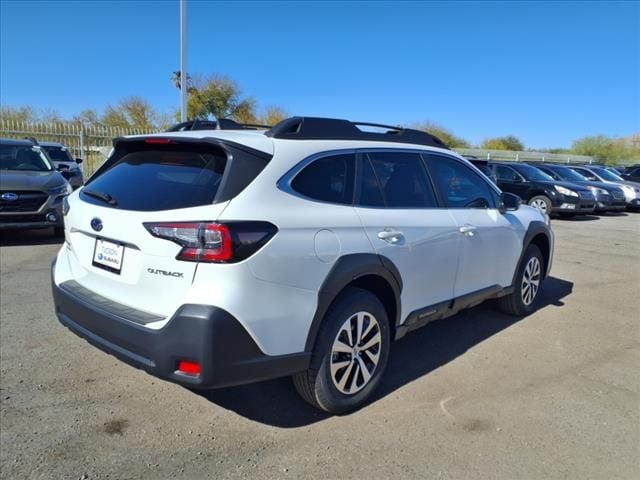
[51,260,310,389]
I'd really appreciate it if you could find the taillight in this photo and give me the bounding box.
[143,221,277,263]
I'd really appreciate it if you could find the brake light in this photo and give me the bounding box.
[144,221,277,263]
[144,222,232,262]
[144,138,172,144]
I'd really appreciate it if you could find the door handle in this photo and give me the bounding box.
[378,229,404,244]
[459,224,477,237]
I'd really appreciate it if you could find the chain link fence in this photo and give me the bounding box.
[0,120,159,176]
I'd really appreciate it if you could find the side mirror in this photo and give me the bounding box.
[75,158,83,164]
[499,192,521,213]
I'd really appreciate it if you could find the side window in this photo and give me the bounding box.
[495,165,519,182]
[291,153,355,205]
[425,154,497,209]
[364,152,437,208]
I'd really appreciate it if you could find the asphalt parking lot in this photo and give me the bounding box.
[1,213,639,480]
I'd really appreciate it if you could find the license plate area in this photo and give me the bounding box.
[92,238,125,274]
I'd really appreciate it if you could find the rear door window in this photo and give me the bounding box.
[291,153,355,205]
[364,152,437,208]
[82,143,228,211]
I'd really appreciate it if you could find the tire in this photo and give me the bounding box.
[497,244,544,317]
[528,195,552,215]
[293,287,391,414]
[53,226,65,237]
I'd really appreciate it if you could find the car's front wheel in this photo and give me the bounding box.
[497,244,544,316]
[293,287,391,414]
[528,195,552,215]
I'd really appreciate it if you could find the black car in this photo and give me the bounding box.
[462,155,497,183]
[491,162,596,216]
[533,164,626,213]
[621,165,640,182]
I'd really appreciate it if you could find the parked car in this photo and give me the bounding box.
[462,155,497,183]
[52,116,554,413]
[490,162,596,216]
[568,165,640,210]
[620,165,640,182]
[0,138,72,235]
[38,141,84,189]
[533,164,626,213]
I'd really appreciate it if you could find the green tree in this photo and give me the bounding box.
[185,74,257,121]
[259,105,288,126]
[481,135,525,151]
[0,106,37,123]
[413,122,470,148]
[101,97,158,130]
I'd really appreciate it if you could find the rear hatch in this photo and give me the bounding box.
[61,136,271,318]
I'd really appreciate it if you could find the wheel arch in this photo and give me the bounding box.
[304,254,402,353]
[513,221,552,284]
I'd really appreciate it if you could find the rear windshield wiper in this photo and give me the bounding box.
[82,188,118,206]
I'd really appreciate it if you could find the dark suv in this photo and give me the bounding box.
[0,138,71,235]
[491,162,596,216]
[533,164,626,213]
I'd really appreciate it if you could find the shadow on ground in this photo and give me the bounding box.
[554,214,600,222]
[0,228,63,247]
[199,276,573,428]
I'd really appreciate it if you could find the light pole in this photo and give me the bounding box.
[180,0,188,122]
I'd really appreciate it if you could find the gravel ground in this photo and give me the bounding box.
[1,213,639,480]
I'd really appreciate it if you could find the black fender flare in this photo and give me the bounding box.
[512,220,552,286]
[304,253,402,352]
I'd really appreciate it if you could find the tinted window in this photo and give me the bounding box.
[358,156,385,207]
[82,144,227,211]
[291,153,355,205]
[571,167,597,181]
[366,152,437,208]
[513,164,554,181]
[426,155,496,209]
[552,166,587,182]
[538,167,560,180]
[591,167,621,181]
[43,146,75,163]
[0,144,53,172]
[495,165,520,182]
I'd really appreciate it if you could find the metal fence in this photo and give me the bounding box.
[0,120,597,177]
[455,148,594,164]
[0,120,159,176]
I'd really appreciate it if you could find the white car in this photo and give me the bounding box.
[52,117,554,413]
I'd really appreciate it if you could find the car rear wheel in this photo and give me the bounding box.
[528,195,552,214]
[497,244,544,316]
[293,287,391,414]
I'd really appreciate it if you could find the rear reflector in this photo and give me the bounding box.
[177,360,201,376]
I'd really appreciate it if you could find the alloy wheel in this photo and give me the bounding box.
[330,311,382,395]
[530,199,548,213]
[521,256,541,306]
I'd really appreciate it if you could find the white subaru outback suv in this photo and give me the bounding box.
[52,117,554,413]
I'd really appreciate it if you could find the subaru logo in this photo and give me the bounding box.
[1,192,19,202]
[91,217,103,232]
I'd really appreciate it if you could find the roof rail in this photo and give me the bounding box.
[23,136,39,145]
[166,118,272,132]
[265,116,449,149]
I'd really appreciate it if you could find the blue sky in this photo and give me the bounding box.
[1,0,638,148]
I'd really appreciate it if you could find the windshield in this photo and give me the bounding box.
[43,146,75,163]
[514,164,554,182]
[591,167,622,181]
[553,167,587,182]
[0,144,53,172]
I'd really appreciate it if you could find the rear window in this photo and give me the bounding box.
[82,144,227,211]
